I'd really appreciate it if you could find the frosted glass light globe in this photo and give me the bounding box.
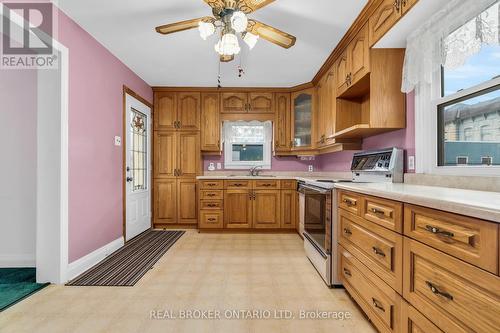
[198,21,215,40]
[231,11,248,33]
[215,33,240,56]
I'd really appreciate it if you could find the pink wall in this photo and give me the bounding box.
[203,92,416,173]
[56,11,153,262]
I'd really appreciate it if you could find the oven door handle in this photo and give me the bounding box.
[298,184,330,194]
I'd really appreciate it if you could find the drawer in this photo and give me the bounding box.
[199,210,223,229]
[200,200,223,210]
[403,238,500,333]
[280,179,297,190]
[339,209,403,293]
[340,245,403,333]
[338,190,361,215]
[363,195,403,233]
[401,301,443,333]
[253,180,280,189]
[200,190,223,200]
[404,204,498,274]
[224,180,251,189]
[199,180,223,189]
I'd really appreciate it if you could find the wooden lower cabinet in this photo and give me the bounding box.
[224,189,253,229]
[154,179,177,225]
[253,190,280,229]
[154,178,197,227]
[281,190,296,229]
[401,301,443,333]
[403,238,500,333]
[340,244,403,333]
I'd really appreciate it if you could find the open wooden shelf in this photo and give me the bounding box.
[332,124,401,139]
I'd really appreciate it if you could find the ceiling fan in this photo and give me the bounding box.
[155,0,296,62]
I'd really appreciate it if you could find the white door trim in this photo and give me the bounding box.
[1,3,69,283]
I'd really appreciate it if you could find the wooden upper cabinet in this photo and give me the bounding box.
[369,0,403,47]
[316,69,336,147]
[224,190,252,228]
[248,92,274,113]
[348,24,370,86]
[177,92,200,130]
[336,51,349,96]
[154,131,176,178]
[200,93,220,152]
[177,131,200,178]
[154,179,176,224]
[221,92,248,113]
[274,93,291,151]
[291,89,314,149]
[154,92,177,130]
[177,179,197,225]
[253,190,281,229]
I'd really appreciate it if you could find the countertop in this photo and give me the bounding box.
[335,182,500,223]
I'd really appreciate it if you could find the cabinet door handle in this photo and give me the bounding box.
[425,225,454,238]
[174,169,177,176]
[426,281,453,301]
[372,246,386,257]
[372,298,385,312]
[343,268,352,277]
[343,198,356,206]
[343,228,352,235]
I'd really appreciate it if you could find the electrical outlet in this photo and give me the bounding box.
[216,163,222,170]
[114,136,121,146]
[208,163,215,171]
[308,165,314,172]
[408,156,415,171]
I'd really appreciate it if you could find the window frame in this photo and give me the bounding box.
[223,121,272,170]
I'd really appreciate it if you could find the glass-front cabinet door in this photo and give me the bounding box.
[291,89,314,149]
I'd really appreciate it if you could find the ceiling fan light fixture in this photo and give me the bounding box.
[230,11,248,33]
[243,32,259,49]
[215,33,240,56]
[198,21,215,40]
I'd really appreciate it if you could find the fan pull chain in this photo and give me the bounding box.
[217,57,222,88]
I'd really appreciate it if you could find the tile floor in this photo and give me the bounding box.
[0,231,376,333]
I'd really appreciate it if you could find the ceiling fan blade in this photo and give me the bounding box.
[238,0,276,14]
[247,20,296,49]
[156,17,212,35]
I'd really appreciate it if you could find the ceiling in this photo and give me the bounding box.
[56,0,368,87]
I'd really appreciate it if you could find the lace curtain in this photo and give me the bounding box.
[402,0,499,93]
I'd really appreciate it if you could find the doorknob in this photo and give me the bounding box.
[126,177,133,182]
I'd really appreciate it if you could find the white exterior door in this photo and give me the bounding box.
[125,94,152,241]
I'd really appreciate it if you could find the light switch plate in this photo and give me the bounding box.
[216,163,222,170]
[114,136,121,146]
[408,156,415,170]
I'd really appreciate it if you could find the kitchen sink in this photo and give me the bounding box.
[227,175,276,178]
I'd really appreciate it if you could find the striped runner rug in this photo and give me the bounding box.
[67,230,184,286]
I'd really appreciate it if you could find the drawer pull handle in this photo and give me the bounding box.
[207,194,216,197]
[343,228,352,235]
[207,218,217,222]
[207,204,218,207]
[262,184,272,187]
[372,247,386,257]
[425,225,454,238]
[372,298,385,312]
[343,268,352,277]
[343,199,356,206]
[233,184,243,187]
[207,183,217,186]
[371,208,386,216]
[426,281,454,301]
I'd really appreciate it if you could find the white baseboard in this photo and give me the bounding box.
[66,237,124,281]
[0,254,36,268]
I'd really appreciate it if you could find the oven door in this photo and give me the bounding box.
[300,184,331,257]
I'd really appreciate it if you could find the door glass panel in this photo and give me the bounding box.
[294,94,312,147]
[130,108,147,191]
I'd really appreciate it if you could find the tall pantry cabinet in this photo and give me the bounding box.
[153,91,201,228]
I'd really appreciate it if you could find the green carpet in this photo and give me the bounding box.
[0,268,49,311]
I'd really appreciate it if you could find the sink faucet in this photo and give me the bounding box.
[249,165,263,176]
